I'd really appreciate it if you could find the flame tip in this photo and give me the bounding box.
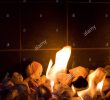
[46,46,71,92]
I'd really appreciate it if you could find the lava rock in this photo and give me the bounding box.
[26,61,43,80]
[37,85,52,100]
[69,66,89,81]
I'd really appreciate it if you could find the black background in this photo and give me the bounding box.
[0,0,110,80]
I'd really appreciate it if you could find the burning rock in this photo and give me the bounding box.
[104,65,110,77]
[23,61,52,99]
[2,72,31,100]
[37,85,52,100]
[11,72,23,84]
[102,78,110,92]
[0,65,109,100]
[24,61,43,87]
[58,91,73,100]
[69,66,89,81]
[37,75,50,87]
[26,61,43,79]
[56,73,73,85]
[54,83,72,94]
[54,83,75,100]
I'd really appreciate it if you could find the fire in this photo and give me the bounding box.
[77,68,106,99]
[50,80,54,93]
[46,46,71,92]
[46,46,106,99]
[97,80,104,92]
[97,74,106,96]
[71,85,76,95]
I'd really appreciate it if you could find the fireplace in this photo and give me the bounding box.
[0,0,110,99]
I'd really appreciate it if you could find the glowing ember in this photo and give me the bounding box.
[46,46,71,92]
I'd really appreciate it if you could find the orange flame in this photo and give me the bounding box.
[77,68,106,99]
[97,74,106,96]
[46,46,71,92]
[72,85,76,95]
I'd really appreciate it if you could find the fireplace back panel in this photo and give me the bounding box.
[0,0,110,80]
